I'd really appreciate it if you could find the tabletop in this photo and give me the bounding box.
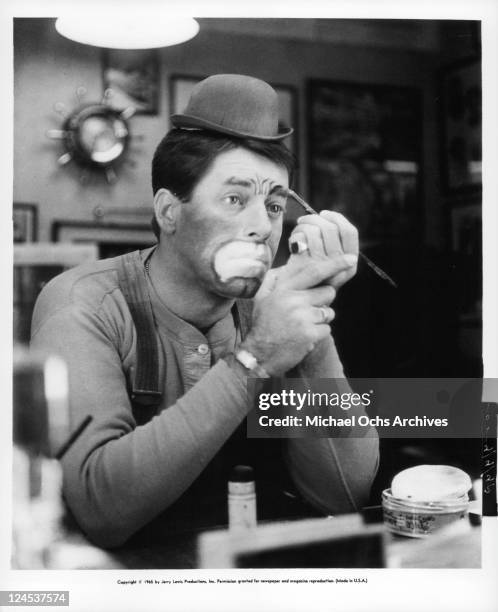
[49,513,481,570]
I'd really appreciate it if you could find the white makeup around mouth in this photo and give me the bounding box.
[214,241,270,283]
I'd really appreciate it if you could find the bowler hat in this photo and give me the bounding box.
[171,74,293,141]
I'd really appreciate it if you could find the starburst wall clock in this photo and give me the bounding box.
[46,87,140,184]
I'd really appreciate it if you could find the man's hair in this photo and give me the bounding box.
[150,128,297,239]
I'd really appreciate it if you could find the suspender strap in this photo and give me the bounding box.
[117,251,163,412]
[234,299,253,341]
[116,250,254,425]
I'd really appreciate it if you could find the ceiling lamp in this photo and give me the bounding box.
[55,16,199,49]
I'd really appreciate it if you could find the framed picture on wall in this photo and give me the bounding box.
[103,49,160,115]
[52,220,156,259]
[307,79,422,246]
[440,58,482,193]
[13,203,38,243]
[169,74,298,156]
[14,243,97,343]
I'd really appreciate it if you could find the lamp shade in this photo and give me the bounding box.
[55,16,199,49]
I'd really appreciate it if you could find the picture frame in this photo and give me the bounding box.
[102,49,160,115]
[13,243,98,343]
[307,79,422,246]
[13,203,38,243]
[169,74,298,156]
[440,58,482,193]
[52,220,156,259]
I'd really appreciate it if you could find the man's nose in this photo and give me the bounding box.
[245,199,272,241]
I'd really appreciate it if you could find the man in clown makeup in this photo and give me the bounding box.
[32,75,378,549]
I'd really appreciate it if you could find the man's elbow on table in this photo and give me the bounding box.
[74,513,133,550]
[61,458,144,550]
[62,481,137,549]
[286,431,380,516]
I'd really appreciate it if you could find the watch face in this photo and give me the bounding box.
[236,350,270,378]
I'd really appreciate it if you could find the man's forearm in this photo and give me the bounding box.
[285,334,379,514]
[61,356,252,548]
[31,303,253,549]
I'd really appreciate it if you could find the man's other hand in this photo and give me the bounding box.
[287,211,359,289]
[241,255,355,376]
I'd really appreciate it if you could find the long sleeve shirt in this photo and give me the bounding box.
[31,248,379,548]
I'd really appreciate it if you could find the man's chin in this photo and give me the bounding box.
[214,276,262,299]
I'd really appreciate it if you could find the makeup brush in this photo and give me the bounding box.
[287,189,398,289]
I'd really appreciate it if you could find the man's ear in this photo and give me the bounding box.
[153,189,181,235]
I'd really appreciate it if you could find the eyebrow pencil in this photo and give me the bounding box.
[287,189,398,289]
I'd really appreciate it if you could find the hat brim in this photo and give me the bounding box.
[170,113,293,142]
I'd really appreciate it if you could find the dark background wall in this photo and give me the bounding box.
[15,18,460,246]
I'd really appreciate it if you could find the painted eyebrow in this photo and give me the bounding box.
[223,177,253,189]
[268,185,288,197]
[223,177,288,197]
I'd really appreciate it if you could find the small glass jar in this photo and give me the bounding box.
[382,488,469,538]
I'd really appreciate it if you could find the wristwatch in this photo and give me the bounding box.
[234,348,270,378]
